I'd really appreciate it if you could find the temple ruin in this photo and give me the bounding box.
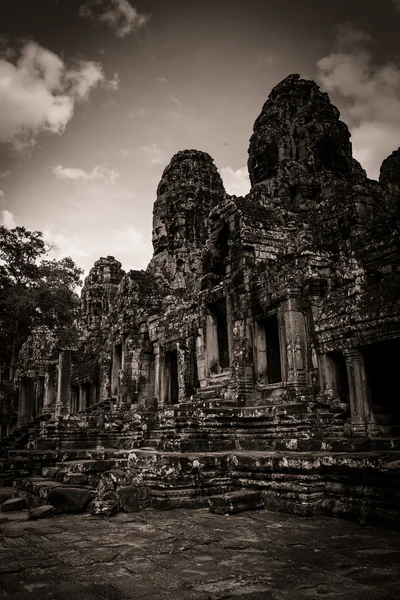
[1,74,400,526]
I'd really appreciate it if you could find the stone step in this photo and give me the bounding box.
[15,477,96,512]
[209,490,264,515]
[55,457,129,474]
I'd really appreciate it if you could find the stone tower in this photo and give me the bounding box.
[147,149,226,292]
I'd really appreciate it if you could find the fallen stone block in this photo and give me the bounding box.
[117,486,149,512]
[87,498,119,517]
[63,473,88,486]
[28,505,56,520]
[47,486,96,513]
[209,490,264,515]
[0,487,14,504]
[1,497,26,512]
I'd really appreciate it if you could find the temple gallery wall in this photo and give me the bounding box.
[1,74,400,525]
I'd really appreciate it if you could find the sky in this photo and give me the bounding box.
[1,0,400,279]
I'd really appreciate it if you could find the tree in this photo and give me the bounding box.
[0,225,83,381]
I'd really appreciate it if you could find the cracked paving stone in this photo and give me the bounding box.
[0,510,399,599]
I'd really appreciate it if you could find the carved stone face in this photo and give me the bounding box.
[152,214,167,254]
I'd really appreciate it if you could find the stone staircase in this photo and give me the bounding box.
[2,390,400,528]
[0,413,52,455]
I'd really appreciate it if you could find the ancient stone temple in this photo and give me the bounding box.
[2,74,400,526]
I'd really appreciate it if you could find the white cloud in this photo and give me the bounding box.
[65,60,105,100]
[0,42,118,152]
[156,77,168,83]
[257,55,275,68]
[44,229,90,260]
[316,23,400,179]
[104,71,120,91]
[129,107,149,117]
[0,190,4,200]
[52,164,120,183]
[80,0,150,38]
[1,209,16,228]
[0,170,11,179]
[142,143,168,165]
[221,166,250,196]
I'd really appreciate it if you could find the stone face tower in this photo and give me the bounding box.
[147,150,226,291]
[247,73,363,187]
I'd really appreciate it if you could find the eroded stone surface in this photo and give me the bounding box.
[0,509,399,599]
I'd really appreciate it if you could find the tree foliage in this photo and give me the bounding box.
[0,225,84,380]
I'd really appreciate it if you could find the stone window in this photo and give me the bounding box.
[255,314,282,384]
[92,302,102,317]
[163,349,179,404]
[82,382,92,408]
[19,377,34,422]
[328,351,349,398]
[364,339,400,419]
[70,385,79,413]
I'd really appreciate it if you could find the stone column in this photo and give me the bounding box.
[205,312,219,375]
[99,353,111,403]
[343,348,375,435]
[195,327,207,388]
[43,364,57,416]
[281,291,308,388]
[55,350,71,417]
[154,344,162,407]
[78,385,85,411]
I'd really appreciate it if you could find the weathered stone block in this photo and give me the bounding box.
[117,486,149,512]
[28,505,56,520]
[209,490,264,515]
[87,498,119,517]
[1,497,26,511]
[0,487,14,504]
[47,486,96,513]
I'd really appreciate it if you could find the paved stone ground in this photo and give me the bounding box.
[1,509,400,600]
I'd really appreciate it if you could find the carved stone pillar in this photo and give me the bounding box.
[154,344,162,407]
[78,385,84,411]
[43,363,57,415]
[343,348,375,435]
[281,292,308,388]
[55,350,71,417]
[99,353,111,403]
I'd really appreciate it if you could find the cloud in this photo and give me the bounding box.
[316,23,400,179]
[0,170,11,179]
[64,60,105,100]
[1,209,16,228]
[52,164,119,183]
[142,144,168,165]
[0,190,4,201]
[221,166,250,196]
[44,229,90,260]
[129,107,149,117]
[80,0,150,38]
[0,41,118,151]
[156,77,168,83]
[104,72,120,91]
[257,54,275,68]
